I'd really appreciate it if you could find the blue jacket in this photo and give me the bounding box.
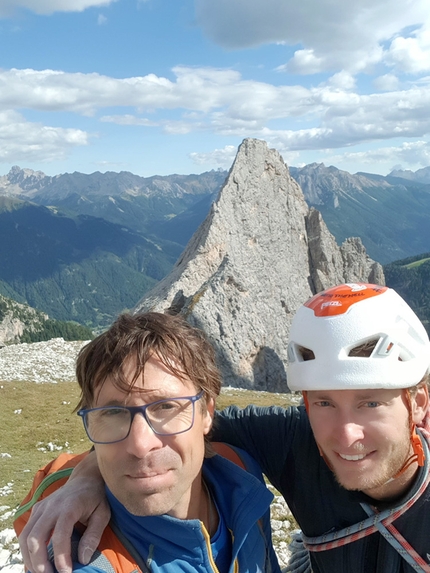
[70,448,280,573]
[214,405,430,573]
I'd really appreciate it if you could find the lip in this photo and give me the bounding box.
[338,453,366,461]
[336,451,374,462]
[124,469,174,492]
[126,470,169,479]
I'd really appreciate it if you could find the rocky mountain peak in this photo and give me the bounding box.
[0,295,48,347]
[7,165,47,187]
[133,138,384,391]
[290,162,393,207]
[0,166,49,198]
[388,166,430,184]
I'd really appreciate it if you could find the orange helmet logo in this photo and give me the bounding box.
[305,283,388,317]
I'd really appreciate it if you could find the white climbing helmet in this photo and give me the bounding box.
[287,283,430,391]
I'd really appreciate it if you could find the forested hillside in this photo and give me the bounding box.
[384,253,430,333]
[0,294,92,345]
[0,198,180,328]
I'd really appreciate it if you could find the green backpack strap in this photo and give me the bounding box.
[14,467,74,520]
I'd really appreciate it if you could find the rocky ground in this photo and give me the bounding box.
[0,338,298,571]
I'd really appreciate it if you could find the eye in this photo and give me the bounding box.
[100,407,127,417]
[365,401,380,408]
[150,400,181,413]
[315,401,332,408]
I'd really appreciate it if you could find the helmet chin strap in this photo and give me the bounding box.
[390,391,425,480]
[302,390,425,482]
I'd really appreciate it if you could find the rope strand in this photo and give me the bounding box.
[302,424,430,572]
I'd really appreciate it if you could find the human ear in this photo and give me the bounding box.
[203,398,215,435]
[411,384,429,425]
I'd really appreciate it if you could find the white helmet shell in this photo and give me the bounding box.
[287,283,430,391]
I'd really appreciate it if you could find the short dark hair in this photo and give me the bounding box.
[76,312,222,411]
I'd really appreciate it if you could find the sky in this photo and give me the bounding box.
[1,0,430,178]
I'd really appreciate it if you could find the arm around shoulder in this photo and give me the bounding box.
[15,450,110,573]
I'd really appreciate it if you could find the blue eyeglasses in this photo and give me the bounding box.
[77,391,204,444]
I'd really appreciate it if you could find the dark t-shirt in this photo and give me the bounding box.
[213,405,430,573]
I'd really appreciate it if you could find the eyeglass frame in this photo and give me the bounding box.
[77,390,205,444]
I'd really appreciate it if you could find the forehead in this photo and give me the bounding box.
[95,355,197,406]
[307,388,403,402]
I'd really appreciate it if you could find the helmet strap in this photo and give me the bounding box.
[391,391,425,480]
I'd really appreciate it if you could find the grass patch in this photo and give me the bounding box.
[404,257,430,269]
[0,381,88,529]
[0,381,298,532]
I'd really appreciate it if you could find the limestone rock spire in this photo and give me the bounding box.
[134,138,384,391]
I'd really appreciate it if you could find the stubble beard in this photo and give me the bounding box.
[330,430,412,495]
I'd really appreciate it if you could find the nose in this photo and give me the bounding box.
[125,412,163,456]
[335,417,365,448]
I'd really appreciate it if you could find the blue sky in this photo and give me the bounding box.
[1,0,430,177]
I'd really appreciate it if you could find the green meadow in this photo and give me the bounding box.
[0,380,297,531]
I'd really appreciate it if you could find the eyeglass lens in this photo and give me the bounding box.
[84,398,196,443]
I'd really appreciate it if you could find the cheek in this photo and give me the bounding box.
[95,445,121,480]
[308,412,333,441]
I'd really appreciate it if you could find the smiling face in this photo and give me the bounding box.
[93,355,214,520]
[306,386,428,500]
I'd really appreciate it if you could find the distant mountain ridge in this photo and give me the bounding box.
[0,168,227,329]
[0,152,429,331]
[0,166,227,246]
[3,162,430,265]
[289,163,430,263]
[388,166,430,184]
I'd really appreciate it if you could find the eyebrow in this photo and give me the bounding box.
[312,393,381,401]
[96,391,190,408]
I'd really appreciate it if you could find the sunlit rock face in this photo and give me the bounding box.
[134,138,384,392]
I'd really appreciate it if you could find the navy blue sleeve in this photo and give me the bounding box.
[212,404,304,492]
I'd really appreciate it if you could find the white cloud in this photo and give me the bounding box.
[327,141,430,169]
[195,0,430,74]
[100,114,157,126]
[0,110,89,163]
[2,65,430,162]
[385,26,430,73]
[277,49,326,75]
[326,71,356,91]
[97,13,107,25]
[373,74,400,91]
[189,145,237,167]
[0,66,312,118]
[0,0,117,17]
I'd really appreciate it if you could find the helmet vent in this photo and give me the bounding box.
[348,339,379,357]
[297,346,315,361]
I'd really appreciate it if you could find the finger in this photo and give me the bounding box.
[25,532,54,573]
[20,513,55,573]
[50,517,76,573]
[77,502,111,564]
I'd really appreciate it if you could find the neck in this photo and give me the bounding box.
[201,480,219,536]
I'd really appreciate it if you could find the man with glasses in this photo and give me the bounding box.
[15,312,279,573]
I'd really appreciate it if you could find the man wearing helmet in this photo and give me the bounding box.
[17,284,430,572]
[216,283,430,572]
[287,282,429,502]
